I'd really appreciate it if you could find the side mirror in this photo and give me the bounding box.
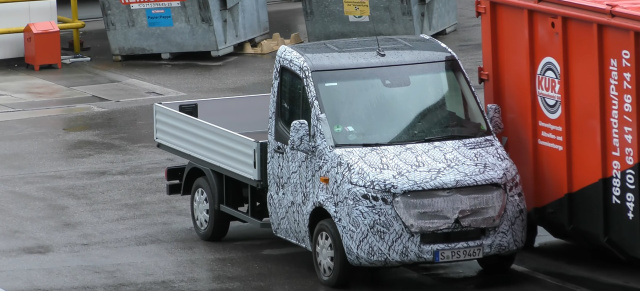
[486,104,504,135]
[289,120,312,153]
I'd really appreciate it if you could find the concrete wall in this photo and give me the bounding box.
[0,0,57,59]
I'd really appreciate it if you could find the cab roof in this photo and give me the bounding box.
[288,35,455,71]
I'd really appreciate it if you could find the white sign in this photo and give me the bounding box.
[348,15,369,22]
[536,57,562,120]
[131,2,180,9]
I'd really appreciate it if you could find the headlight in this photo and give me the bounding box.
[393,185,506,233]
[349,186,393,206]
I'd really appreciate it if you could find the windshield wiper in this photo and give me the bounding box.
[358,143,396,147]
[422,134,477,142]
[335,142,397,147]
[336,133,489,147]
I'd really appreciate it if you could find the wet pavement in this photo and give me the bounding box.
[1,1,640,290]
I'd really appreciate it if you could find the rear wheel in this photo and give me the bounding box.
[477,253,516,273]
[312,219,351,288]
[190,176,230,241]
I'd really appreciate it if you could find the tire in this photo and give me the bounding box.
[190,176,230,241]
[477,253,516,273]
[524,213,538,249]
[312,219,351,288]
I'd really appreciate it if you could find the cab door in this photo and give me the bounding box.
[268,66,314,245]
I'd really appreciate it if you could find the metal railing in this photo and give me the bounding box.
[0,0,85,54]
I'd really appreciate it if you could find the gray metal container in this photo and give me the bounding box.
[301,0,457,42]
[98,0,269,61]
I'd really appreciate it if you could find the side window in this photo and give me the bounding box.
[275,68,311,144]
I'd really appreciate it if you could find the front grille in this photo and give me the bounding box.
[420,228,485,244]
[393,185,506,233]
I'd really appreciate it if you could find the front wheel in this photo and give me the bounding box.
[190,177,230,241]
[524,213,538,249]
[312,219,351,288]
[477,253,516,273]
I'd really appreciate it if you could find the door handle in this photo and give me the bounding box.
[274,145,285,154]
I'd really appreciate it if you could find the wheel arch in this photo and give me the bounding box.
[182,162,221,199]
[308,207,333,246]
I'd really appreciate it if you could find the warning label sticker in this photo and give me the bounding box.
[343,0,370,16]
[146,8,173,27]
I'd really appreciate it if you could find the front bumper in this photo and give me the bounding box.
[335,187,527,266]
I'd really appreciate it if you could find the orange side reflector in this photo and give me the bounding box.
[320,176,329,185]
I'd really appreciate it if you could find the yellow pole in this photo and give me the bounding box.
[57,16,73,23]
[0,20,84,35]
[58,22,84,30]
[57,16,85,28]
[71,0,80,54]
[0,27,24,34]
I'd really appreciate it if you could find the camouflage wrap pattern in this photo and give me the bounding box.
[266,38,526,267]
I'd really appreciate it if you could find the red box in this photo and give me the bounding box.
[24,21,61,71]
[479,0,640,259]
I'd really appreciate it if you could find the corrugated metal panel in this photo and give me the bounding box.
[98,0,269,58]
[559,0,640,12]
[301,0,457,42]
[511,0,640,23]
[154,103,262,181]
[480,0,640,259]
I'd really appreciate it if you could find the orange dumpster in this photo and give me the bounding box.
[24,21,61,71]
[478,0,640,259]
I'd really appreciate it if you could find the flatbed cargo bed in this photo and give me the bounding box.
[153,94,270,187]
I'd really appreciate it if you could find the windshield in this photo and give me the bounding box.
[313,61,490,146]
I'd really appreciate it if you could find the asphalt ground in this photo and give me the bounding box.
[1,1,640,290]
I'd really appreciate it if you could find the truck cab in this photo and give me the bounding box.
[267,36,526,285]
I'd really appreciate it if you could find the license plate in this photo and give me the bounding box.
[435,246,483,262]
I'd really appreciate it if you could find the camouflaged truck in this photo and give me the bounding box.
[154,35,527,287]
